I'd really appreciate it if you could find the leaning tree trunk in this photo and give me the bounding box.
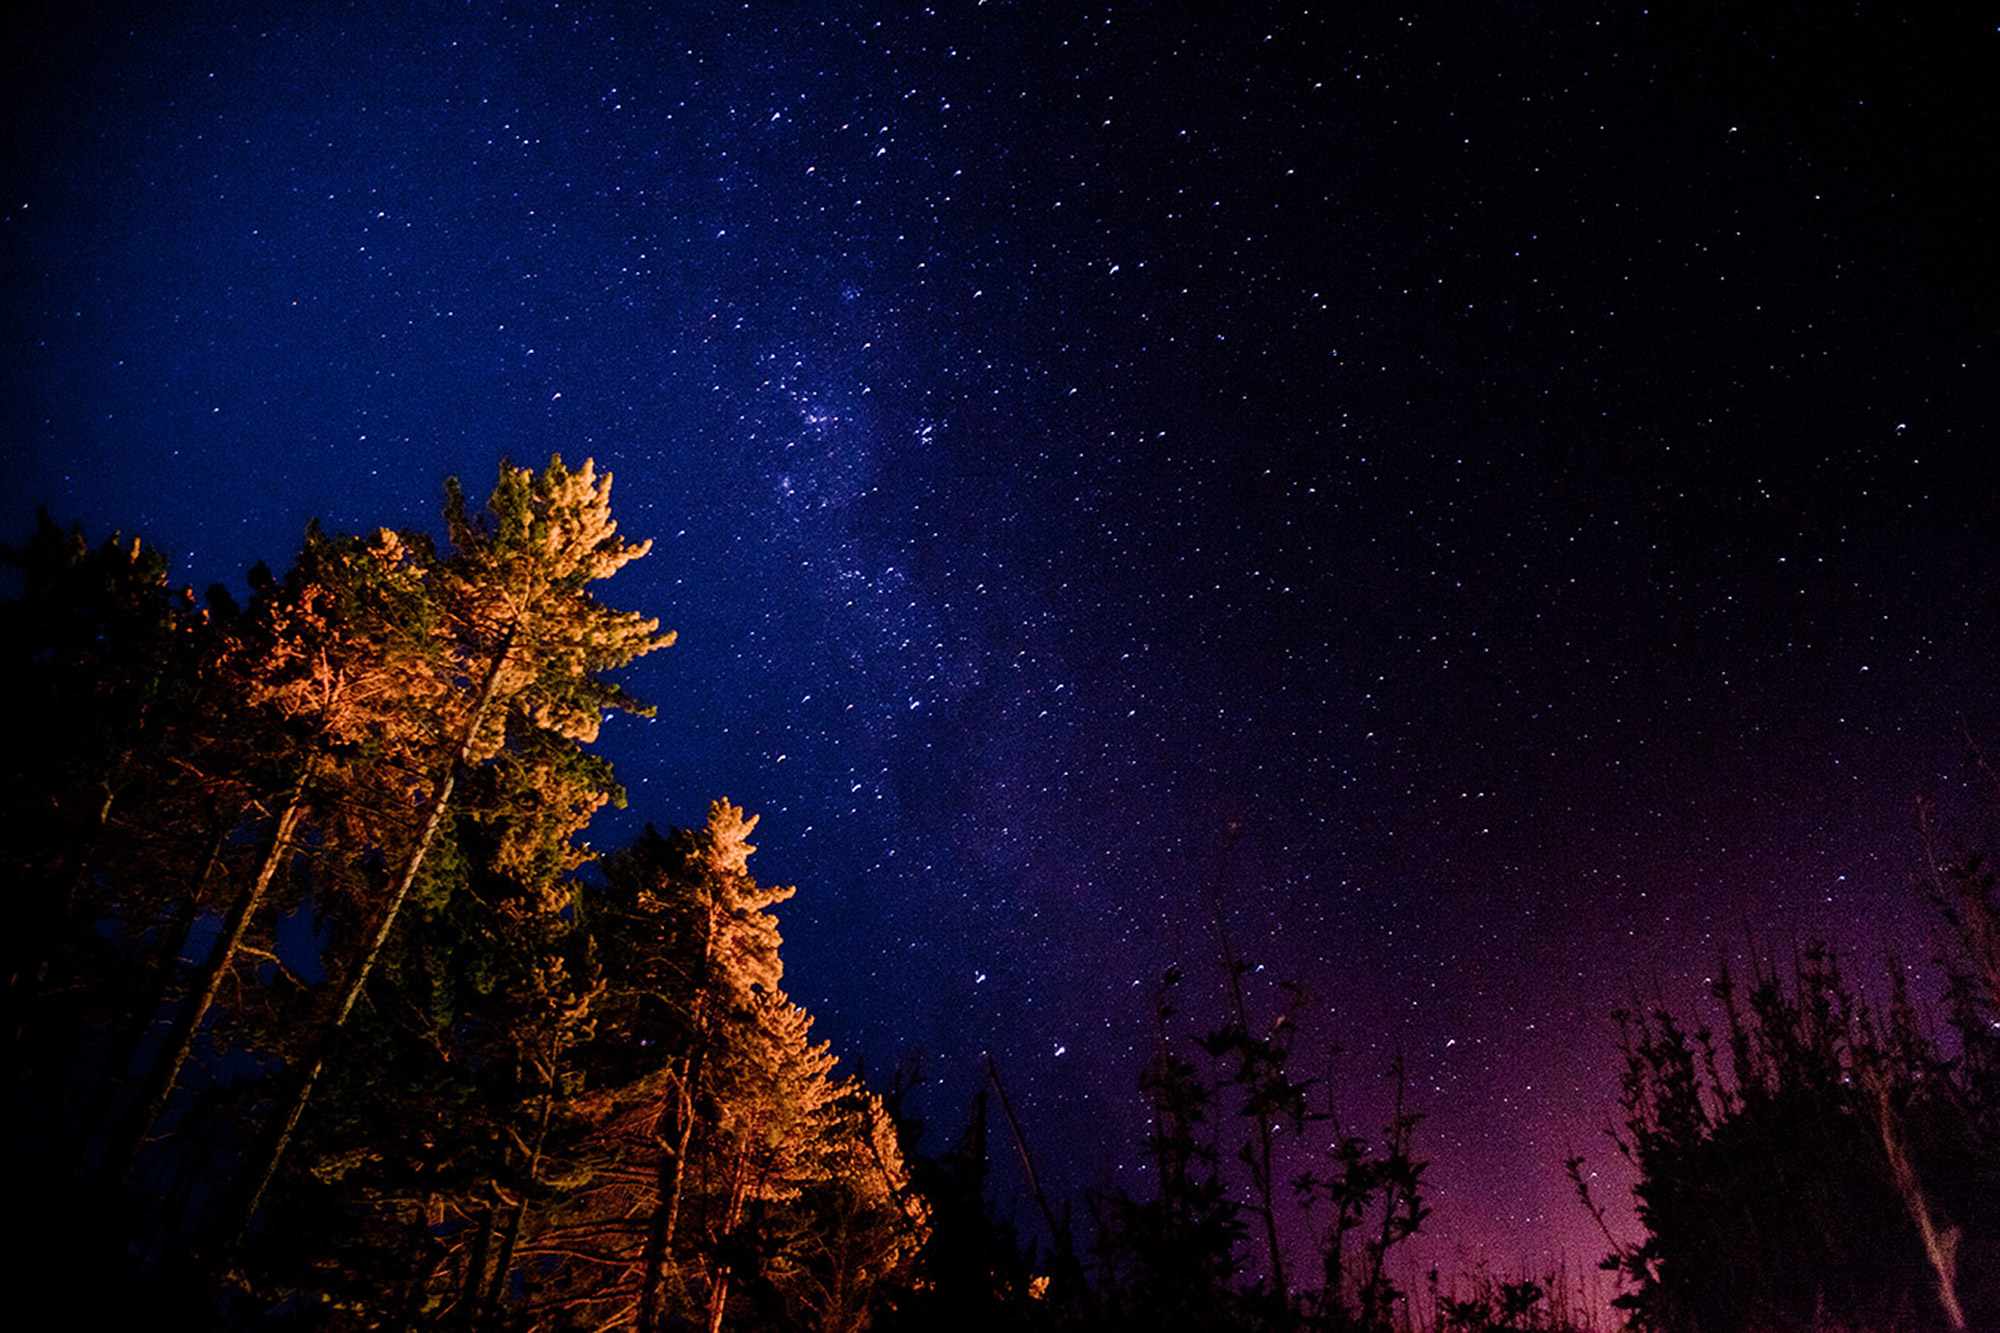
[108,777,309,1187]
[455,1204,499,1332]
[219,627,518,1256]
[703,1145,755,1333]
[1864,1062,1967,1331]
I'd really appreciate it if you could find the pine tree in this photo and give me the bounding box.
[1,511,223,1307]
[510,804,925,1333]
[623,802,794,1331]
[4,476,939,1330]
[223,456,671,1256]
[775,1083,930,1333]
[229,726,624,1327]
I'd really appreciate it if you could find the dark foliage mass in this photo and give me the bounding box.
[5,472,1993,1332]
[1577,849,2000,1331]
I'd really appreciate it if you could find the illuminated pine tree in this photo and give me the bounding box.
[615,801,793,1331]
[686,991,844,1333]
[438,453,667,757]
[226,457,671,1250]
[506,803,924,1333]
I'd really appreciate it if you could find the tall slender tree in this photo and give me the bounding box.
[241,726,621,1325]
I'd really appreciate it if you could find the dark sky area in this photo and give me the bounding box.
[5,0,1997,1301]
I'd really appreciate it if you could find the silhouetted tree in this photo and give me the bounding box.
[879,1085,1048,1333]
[1583,940,1997,1332]
[1091,965,1251,1332]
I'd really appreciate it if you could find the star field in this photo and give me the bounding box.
[5,0,1997,1299]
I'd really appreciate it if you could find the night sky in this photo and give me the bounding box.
[6,0,1997,1300]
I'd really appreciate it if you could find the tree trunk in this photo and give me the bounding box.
[987,1054,1081,1300]
[1865,1064,1967,1331]
[702,1124,764,1333]
[456,1204,497,1332]
[109,778,308,1186]
[641,896,722,1333]
[703,1257,733,1333]
[220,626,518,1255]
[699,1149,745,1333]
[479,1082,555,1327]
[640,1059,700,1333]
